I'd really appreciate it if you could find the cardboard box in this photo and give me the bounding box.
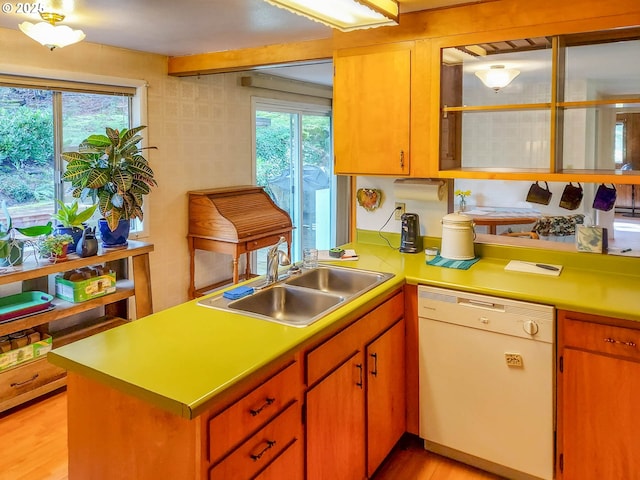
[55,271,116,303]
[0,334,52,372]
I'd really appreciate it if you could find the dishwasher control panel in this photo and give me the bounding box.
[417,285,555,343]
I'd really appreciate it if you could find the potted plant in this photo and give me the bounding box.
[51,200,98,251]
[38,233,73,263]
[0,200,53,266]
[61,125,157,248]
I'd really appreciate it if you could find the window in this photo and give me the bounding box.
[253,98,335,271]
[0,79,135,232]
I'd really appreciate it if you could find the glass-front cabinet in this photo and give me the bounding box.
[439,28,640,182]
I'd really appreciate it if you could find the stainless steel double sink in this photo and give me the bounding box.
[197,265,394,327]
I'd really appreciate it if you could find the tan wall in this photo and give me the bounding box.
[0,27,328,311]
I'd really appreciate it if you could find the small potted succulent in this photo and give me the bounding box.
[39,233,73,263]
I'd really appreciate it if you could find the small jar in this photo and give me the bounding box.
[425,247,439,261]
[0,335,11,353]
[10,330,28,349]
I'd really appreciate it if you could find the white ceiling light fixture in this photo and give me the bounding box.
[264,0,399,31]
[474,65,520,92]
[19,12,86,50]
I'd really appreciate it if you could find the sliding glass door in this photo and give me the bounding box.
[253,98,334,270]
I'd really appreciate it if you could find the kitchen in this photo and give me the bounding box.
[1,0,640,479]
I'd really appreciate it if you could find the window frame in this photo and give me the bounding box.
[0,70,150,237]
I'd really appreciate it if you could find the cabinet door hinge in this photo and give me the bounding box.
[559,355,564,373]
[559,453,564,472]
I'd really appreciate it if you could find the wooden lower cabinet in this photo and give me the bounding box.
[558,310,640,479]
[306,351,366,480]
[64,290,405,480]
[306,291,406,480]
[366,319,406,478]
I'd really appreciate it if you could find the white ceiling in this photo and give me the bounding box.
[0,0,473,57]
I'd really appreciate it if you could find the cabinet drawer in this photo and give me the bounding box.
[209,401,301,480]
[306,292,403,386]
[564,316,640,362]
[244,234,288,252]
[254,436,303,480]
[208,361,300,463]
[0,357,66,402]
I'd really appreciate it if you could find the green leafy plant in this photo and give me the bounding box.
[39,233,73,258]
[61,126,157,231]
[51,200,98,228]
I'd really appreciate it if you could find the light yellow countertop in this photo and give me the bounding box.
[48,235,640,419]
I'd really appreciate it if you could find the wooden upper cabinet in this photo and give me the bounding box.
[334,43,412,176]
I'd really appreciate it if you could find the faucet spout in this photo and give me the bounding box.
[265,236,290,285]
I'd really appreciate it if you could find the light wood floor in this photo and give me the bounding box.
[0,389,502,480]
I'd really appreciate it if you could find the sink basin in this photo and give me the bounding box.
[198,265,394,327]
[228,285,344,326]
[284,266,392,296]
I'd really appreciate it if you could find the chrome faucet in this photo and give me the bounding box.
[265,236,291,285]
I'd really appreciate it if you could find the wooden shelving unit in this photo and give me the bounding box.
[0,240,153,412]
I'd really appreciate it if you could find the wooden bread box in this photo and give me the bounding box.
[187,186,293,298]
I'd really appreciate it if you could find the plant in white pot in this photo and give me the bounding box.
[0,200,53,266]
[61,126,157,248]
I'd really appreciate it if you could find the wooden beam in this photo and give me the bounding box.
[168,37,334,76]
[168,0,640,77]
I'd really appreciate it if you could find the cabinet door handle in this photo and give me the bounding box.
[11,373,39,388]
[355,363,363,389]
[249,397,275,416]
[604,337,637,348]
[400,150,405,169]
[250,439,276,461]
[370,353,378,377]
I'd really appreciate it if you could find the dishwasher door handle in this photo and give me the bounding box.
[459,298,505,312]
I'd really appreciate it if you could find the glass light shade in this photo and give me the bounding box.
[19,20,85,50]
[474,65,521,92]
[265,0,399,31]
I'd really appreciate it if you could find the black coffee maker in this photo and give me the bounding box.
[399,213,422,253]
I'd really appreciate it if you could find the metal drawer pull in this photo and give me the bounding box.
[370,353,378,377]
[250,397,275,416]
[250,440,276,461]
[356,363,363,388]
[604,338,637,348]
[11,373,39,387]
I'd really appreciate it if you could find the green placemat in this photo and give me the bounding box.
[427,255,480,270]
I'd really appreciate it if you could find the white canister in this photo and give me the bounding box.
[440,212,476,260]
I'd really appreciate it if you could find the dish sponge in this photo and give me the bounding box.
[222,285,254,300]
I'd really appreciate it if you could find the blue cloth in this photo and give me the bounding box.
[427,255,480,270]
[222,286,254,300]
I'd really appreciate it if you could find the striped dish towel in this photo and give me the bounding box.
[427,255,480,270]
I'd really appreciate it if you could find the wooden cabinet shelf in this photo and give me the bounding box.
[0,240,153,412]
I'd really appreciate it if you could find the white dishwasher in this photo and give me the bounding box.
[418,285,555,480]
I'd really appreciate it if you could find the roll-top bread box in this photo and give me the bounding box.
[187,186,293,297]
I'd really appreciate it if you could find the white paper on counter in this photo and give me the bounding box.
[504,260,563,276]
